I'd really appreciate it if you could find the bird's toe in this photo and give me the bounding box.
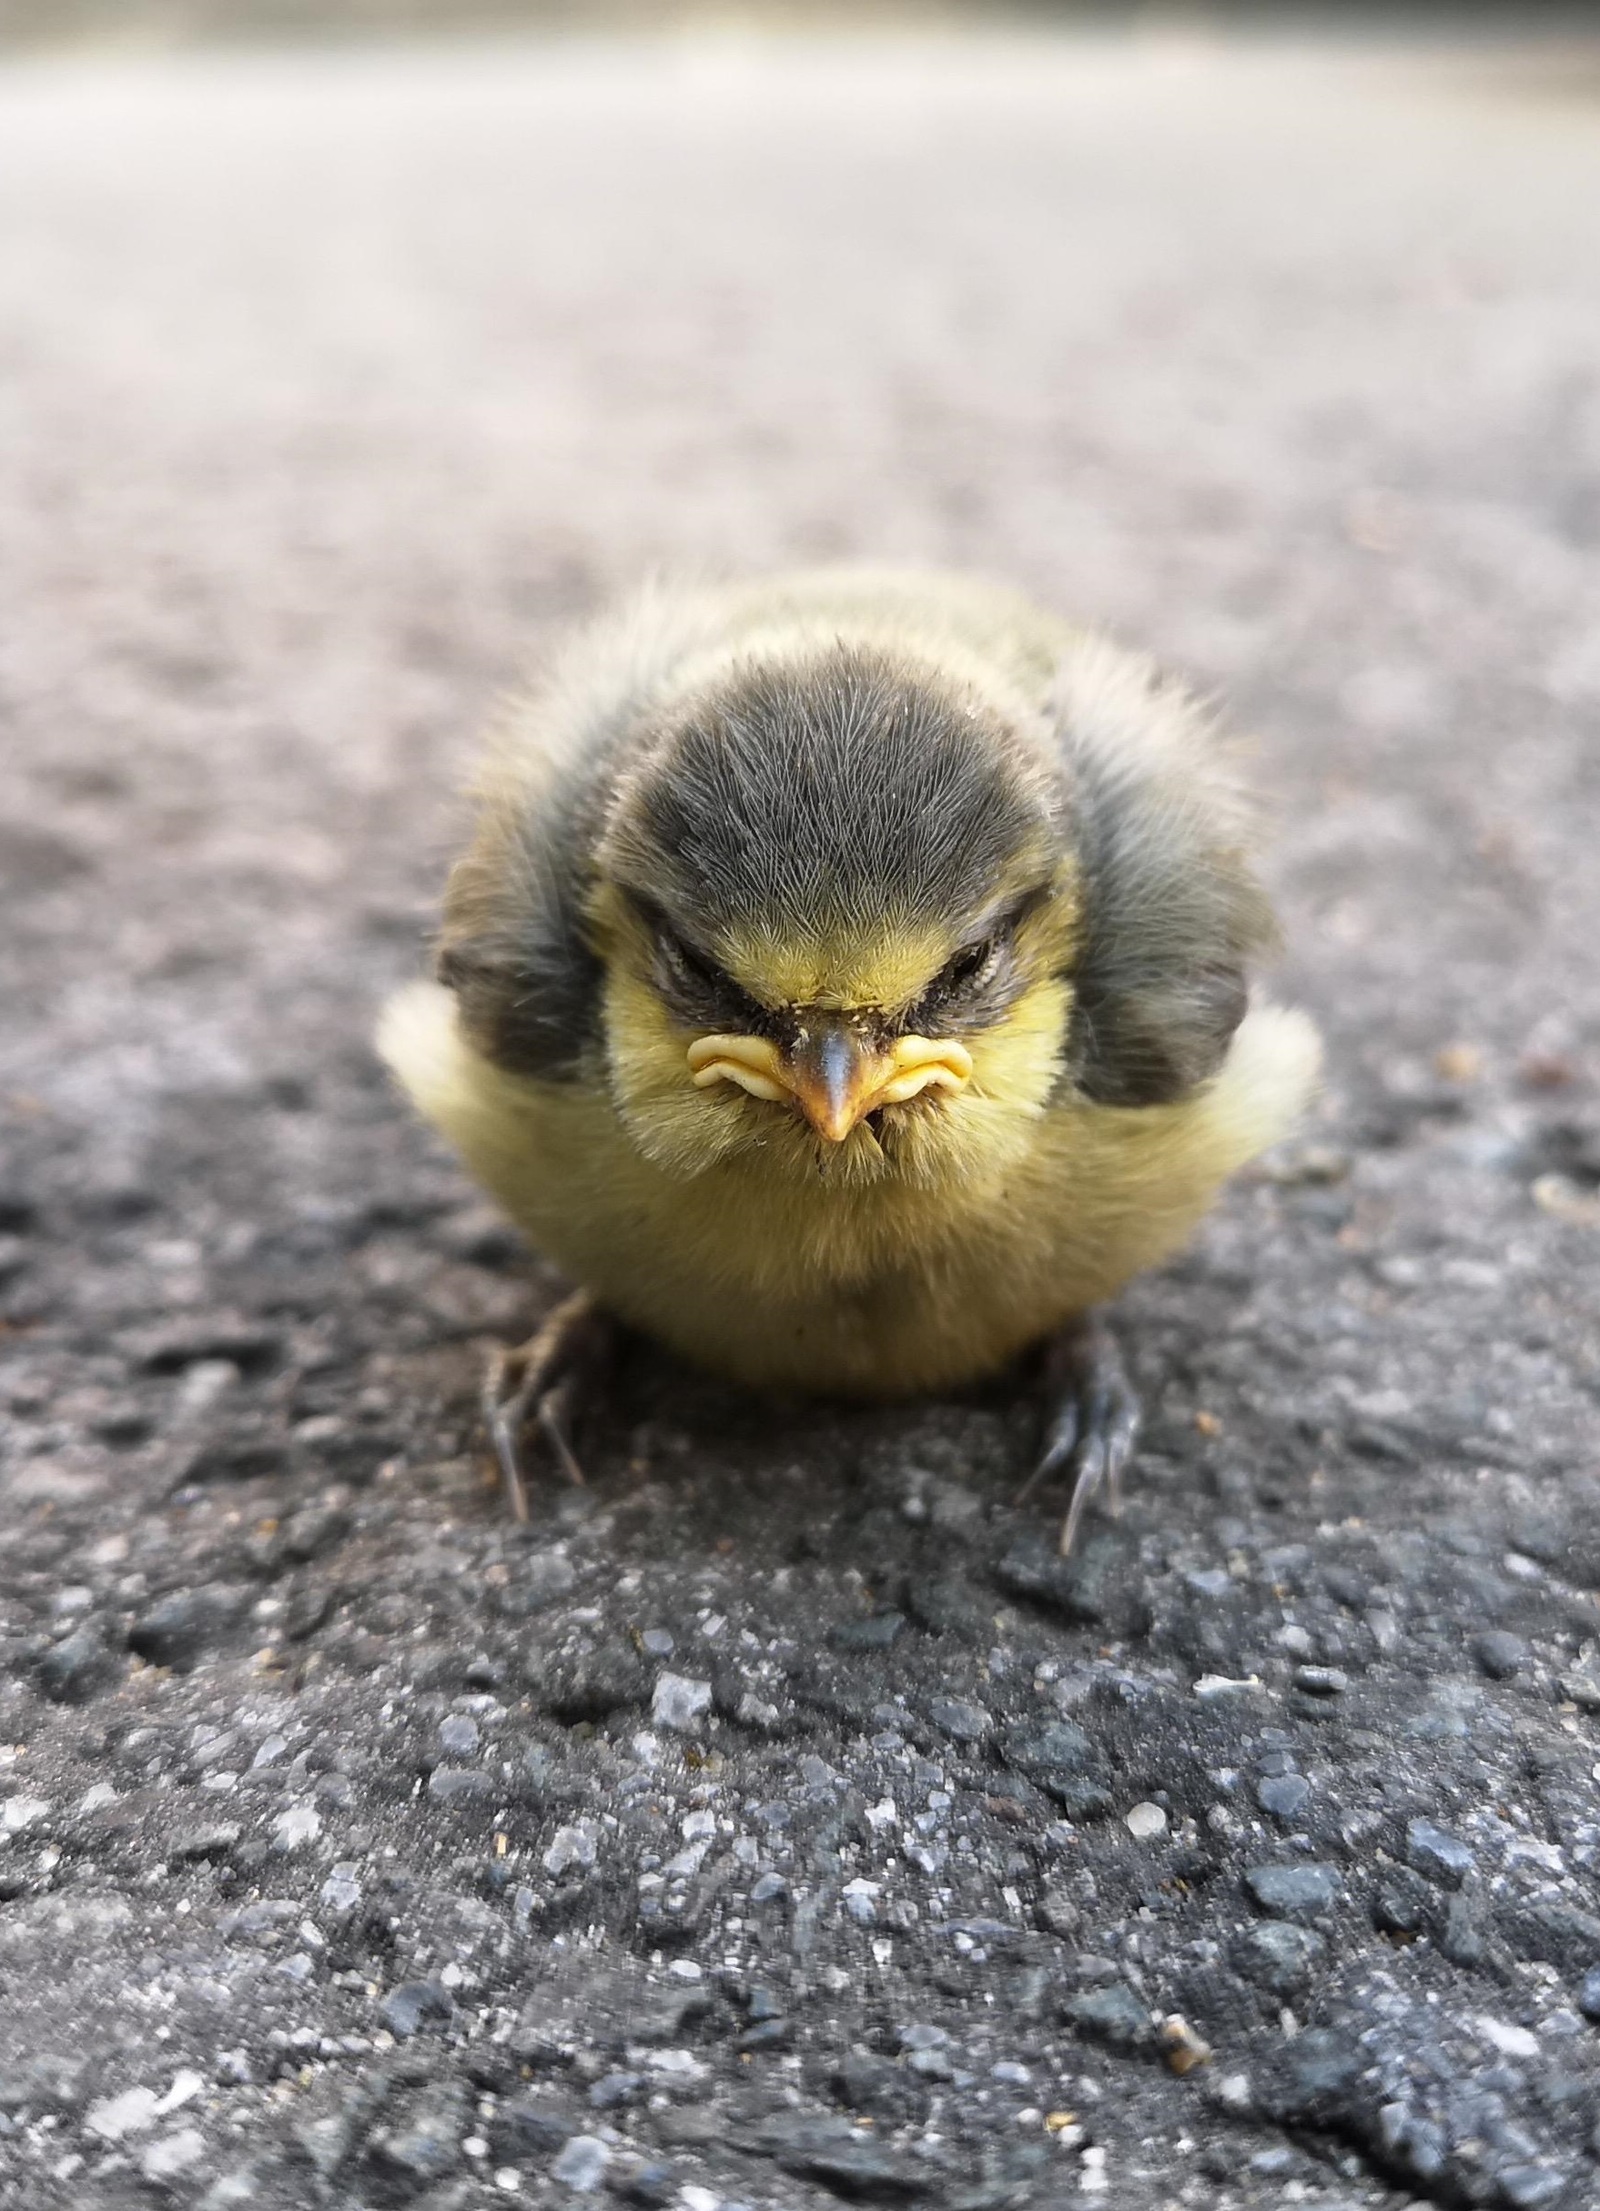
[1019,1319,1142,1555]
[482,1288,608,1522]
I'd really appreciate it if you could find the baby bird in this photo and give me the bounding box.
[379,569,1320,1550]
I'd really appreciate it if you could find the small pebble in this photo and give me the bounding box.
[1124,1801,1167,1840]
[1063,1983,1155,2050]
[86,2087,162,2141]
[36,1624,120,1706]
[588,2070,645,2109]
[1257,1773,1312,1823]
[428,1767,493,1804]
[377,1980,454,2039]
[1273,2027,1363,2116]
[550,2134,611,2192]
[543,1821,599,1876]
[1249,2146,1299,2176]
[1496,2168,1567,2211]
[832,1611,906,1650]
[1475,2015,1540,2060]
[1439,1892,1485,1967]
[140,2127,205,2180]
[1232,1922,1323,1995]
[1373,1874,1428,1936]
[1243,1863,1341,1918]
[1292,1665,1349,1697]
[1558,1670,1600,1712]
[928,1697,991,1742]
[1406,1817,1475,1889]
[1472,1629,1529,1679]
[270,1804,321,1853]
[651,1673,712,1732]
[127,1588,238,1670]
[1158,2015,1212,2075]
[320,1865,361,1913]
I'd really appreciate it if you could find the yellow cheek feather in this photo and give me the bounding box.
[603,962,756,1179]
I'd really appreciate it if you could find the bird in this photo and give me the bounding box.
[378,567,1320,1551]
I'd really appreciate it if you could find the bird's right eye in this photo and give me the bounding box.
[655,925,720,994]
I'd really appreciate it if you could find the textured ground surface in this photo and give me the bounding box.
[3,28,1600,2211]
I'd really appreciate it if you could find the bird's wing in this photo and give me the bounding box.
[1047,635,1282,1107]
[434,583,735,1081]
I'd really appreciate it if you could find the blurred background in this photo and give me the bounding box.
[3,1,1599,44]
[1,0,1596,1182]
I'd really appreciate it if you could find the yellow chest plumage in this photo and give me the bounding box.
[379,981,1319,1397]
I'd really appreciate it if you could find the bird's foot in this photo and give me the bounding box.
[482,1289,611,1523]
[1016,1319,1141,1556]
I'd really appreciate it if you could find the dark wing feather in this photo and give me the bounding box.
[1054,641,1278,1107]
[437,590,719,1080]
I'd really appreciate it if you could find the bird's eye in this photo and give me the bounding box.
[648,915,767,1031]
[656,926,723,995]
[934,938,1000,996]
[910,897,1045,1030]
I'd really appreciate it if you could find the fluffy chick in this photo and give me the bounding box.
[380,568,1320,1547]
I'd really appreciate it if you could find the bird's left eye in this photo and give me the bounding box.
[933,938,1001,996]
[911,904,1037,1029]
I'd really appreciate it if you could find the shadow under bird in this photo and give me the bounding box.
[379,568,1320,1551]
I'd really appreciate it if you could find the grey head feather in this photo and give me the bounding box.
[601,641,1061,943]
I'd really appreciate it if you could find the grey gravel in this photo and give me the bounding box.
[1062,1982,1157,2052]
[1405,1816,1476,1889]
[550,2133,612,2191]
[1255,1771,1312,1823]
[650,1672,713,1732]
[927,1696,991,1742]
[376,1982,455,2040]
[1289,1665,1349,1697]
[1243,1863,1342,1919]
[1472,1628,1531,1679]
[33,1623,121,1706]
[1232,1921,1325,1997]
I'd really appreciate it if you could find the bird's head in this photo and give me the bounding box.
[586,640,1082,1190]
[440,627,1274,1195]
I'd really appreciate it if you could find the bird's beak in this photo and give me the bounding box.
[687,1021,973,1142]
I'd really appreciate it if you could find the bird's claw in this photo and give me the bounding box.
[1016,1320,1141,1555]
[482,1289,606,1522]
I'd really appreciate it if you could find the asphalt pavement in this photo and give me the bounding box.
[2,27,1599,2210]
